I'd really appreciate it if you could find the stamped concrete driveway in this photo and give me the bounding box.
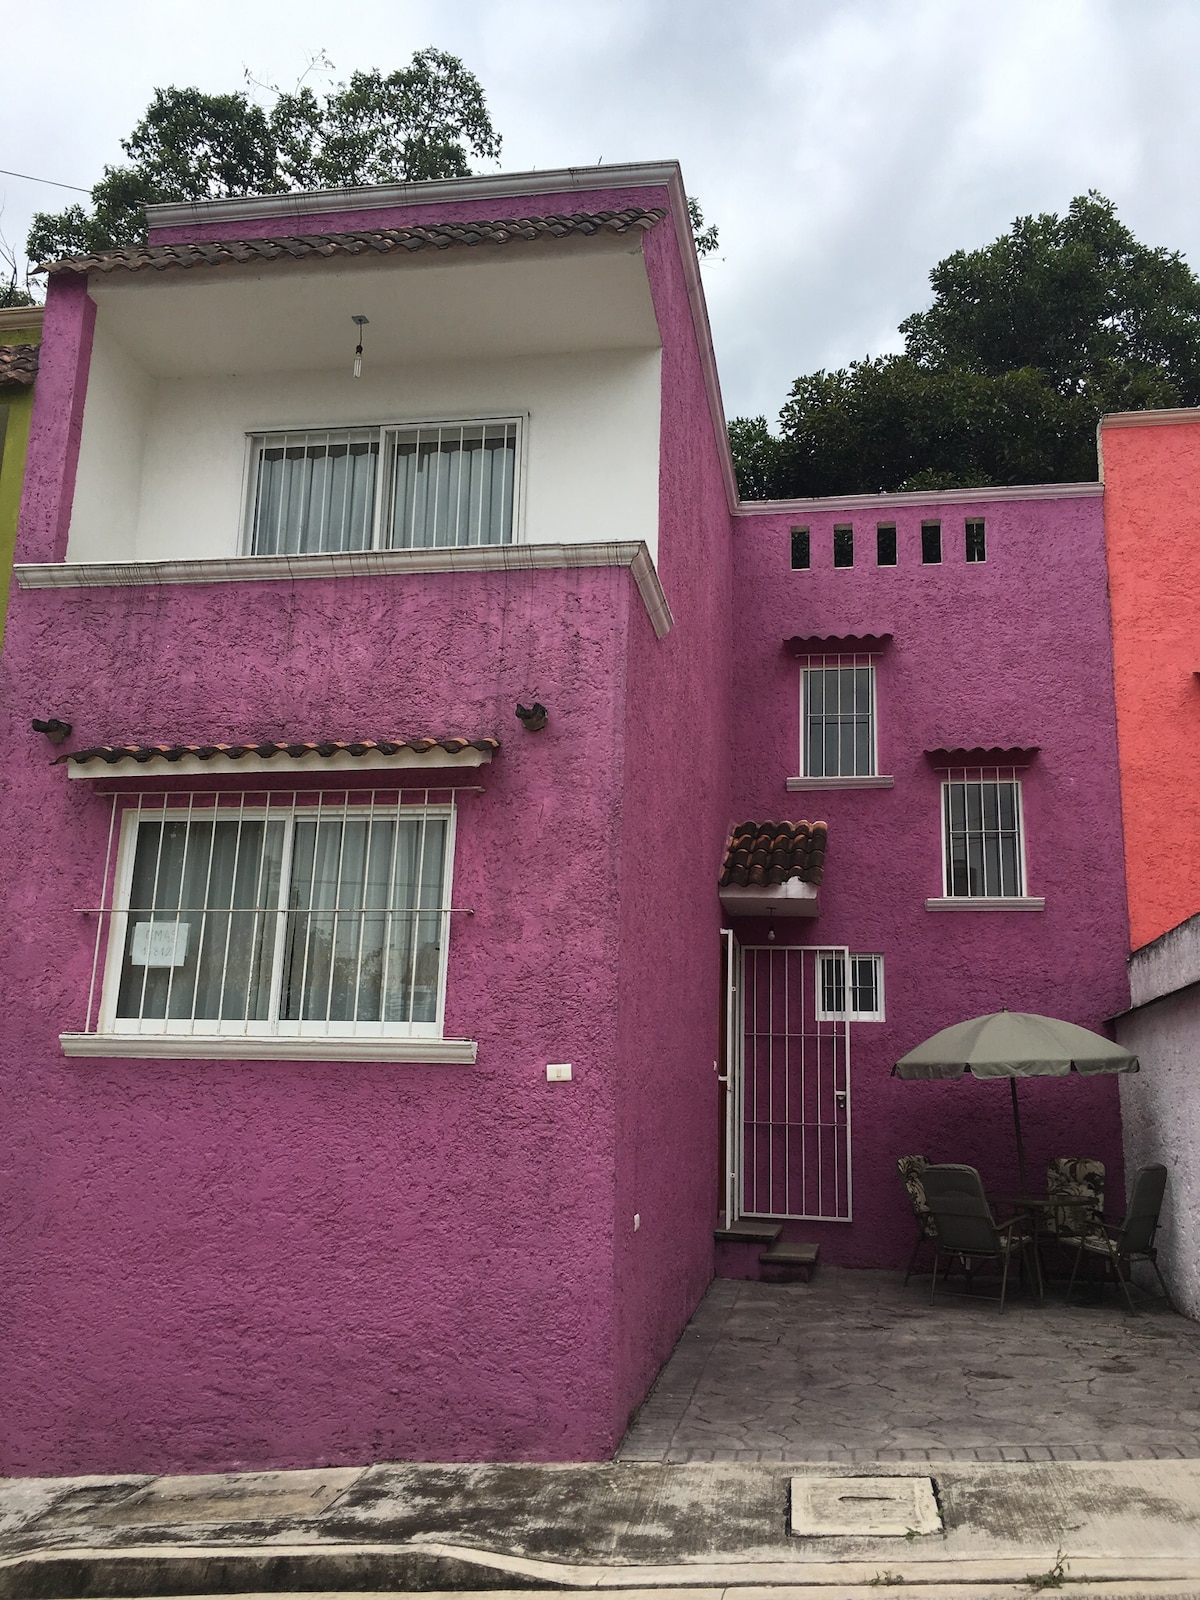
[618,1267,1200,1464]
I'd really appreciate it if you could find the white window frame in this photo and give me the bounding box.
[939,769,1027,900]
[816,952,885,1022]
[240,415,526,557]
[96,797,456,1042]
[800,657,878,780]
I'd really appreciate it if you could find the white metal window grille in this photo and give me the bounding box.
[737,944,852,1221]
[245,420,519,555]
[942,768,1024,897]
[802,661,877,778]
[816,953,884,1021]
[248,429,380,555]
[386,422,517,549]
[86,789,459,1039]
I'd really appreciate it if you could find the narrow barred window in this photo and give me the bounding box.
[921,521,942,564]
[833,525,854,567]
[966,518,986,562]
[876,524,897,565]
[791,526,810,569]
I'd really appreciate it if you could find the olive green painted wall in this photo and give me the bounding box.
[0,310,43,648]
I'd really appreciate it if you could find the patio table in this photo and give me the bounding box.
[995,1194,1055,1300]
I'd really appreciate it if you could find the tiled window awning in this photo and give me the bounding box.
[0,344,39,387]
[58,737,499,779]
[924,746,1039,768]
[785,633,892,656]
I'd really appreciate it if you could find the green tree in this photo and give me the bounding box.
[27,49,501,263]
[731,193,1200,498]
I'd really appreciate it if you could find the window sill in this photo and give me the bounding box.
[60,1033,478,1063]
[787,775,894,790]
[925,897,1045,913]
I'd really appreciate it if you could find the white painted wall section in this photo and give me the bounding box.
[69,323,152,563]
[68,344,662,563]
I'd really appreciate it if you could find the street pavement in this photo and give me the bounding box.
[6,1267,1200,1596]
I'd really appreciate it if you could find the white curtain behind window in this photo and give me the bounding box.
[250,433,379,555]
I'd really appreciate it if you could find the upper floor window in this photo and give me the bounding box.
[803,665,876,778]
[245,420,520,556]
[942,777,1024,897]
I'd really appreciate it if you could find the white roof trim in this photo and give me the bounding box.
[145,162,686,228]
[15,540,674,638]
[734,482,1103,516]
[1101,406,1200,429]
[65,746,491,780]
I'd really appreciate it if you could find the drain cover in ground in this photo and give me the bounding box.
[790,1475,942,1537]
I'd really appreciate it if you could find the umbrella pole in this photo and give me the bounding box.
[1011,1078,1027,1193]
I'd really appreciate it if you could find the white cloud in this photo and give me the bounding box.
[4,0,1198,417]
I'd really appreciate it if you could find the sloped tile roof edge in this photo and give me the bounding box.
[38,209,668,277]
[720,820,828,888]
[58,737,500,774]
[0,343,39,386]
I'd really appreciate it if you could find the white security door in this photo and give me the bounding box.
[737,945,852,1221]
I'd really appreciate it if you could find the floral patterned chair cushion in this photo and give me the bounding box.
[1044,1157,1105,1237]
[897,1154,937,1239]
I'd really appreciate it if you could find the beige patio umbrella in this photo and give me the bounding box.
[893,1010,1139,1192]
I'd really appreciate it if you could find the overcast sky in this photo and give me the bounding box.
[4,0,1197,420]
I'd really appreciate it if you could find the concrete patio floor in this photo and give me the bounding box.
[617,1266,1200,1464]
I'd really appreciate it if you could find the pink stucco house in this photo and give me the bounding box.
[0,162,1132,1475]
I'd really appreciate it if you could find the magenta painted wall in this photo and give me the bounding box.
[145,185,671,246]
[730,497,1132,1267]
[0,181,737,1474]
[609,219,732,1431]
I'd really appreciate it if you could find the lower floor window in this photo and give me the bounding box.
[104,797,453,1036]
[943,777,1024,897]
[817,952,884,1021]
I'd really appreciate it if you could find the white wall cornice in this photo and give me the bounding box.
[734,482,1104,516]
[16,540,674,638]
[145,163,685,229]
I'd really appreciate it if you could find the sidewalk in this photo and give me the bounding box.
[5,1457,1200,1598]
[619,1270,1200,1463]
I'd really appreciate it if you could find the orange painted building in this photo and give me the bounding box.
[1102,409,1200,950]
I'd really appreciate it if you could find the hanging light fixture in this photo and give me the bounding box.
[351,314,369,378]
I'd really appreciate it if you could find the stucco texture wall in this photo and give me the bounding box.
[609,217,732,1435]
[1102,418,1200,951]
[0,562,643,1473]
[731,496,1131,1267]
[1116,992,1200,1317]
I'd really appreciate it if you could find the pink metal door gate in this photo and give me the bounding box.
[734,943,852,1222]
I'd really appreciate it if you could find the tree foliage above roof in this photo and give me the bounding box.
[27,50,502,263]
[730,193,1200,498]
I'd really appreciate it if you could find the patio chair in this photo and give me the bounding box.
[896,1155,937,1285]
[1065,1163,1174,1315]
[1044,1157,1105,1240]
[923,1163,1041,1313]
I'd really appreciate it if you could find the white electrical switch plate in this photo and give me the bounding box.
[546,1063,572,1081]
[634,1213,641,1230]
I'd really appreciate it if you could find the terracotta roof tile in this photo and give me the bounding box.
[720,821,828,888]
[58,737,499,767]
[39,209,667,278]
[0,343,39,386]
[924,746,1039,767]
[786,633,892,655]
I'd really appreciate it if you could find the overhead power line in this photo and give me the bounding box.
[0,167,91,194]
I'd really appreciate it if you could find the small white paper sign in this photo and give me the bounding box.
[131,920,190,968]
